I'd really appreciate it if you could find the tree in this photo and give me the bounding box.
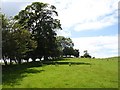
[2,15,37,64]
[74,49,79,57]
[2,14,13,65]
[56,36,75,57]
[56,36,80,58]
[83,50,91,58]
[14,2,62,61]
[63,47,74,57]
[12,26,37,64]
[56,36,74,49]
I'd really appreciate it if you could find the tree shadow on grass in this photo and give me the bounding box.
[43,61,91,65]
[49,57,71,62]
[2,61,44,87]
[2,60,91,87]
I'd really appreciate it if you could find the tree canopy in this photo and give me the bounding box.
[1,2,80,65]
[14,2,62,60]
[2,14,37,64]
[56,36,79,57]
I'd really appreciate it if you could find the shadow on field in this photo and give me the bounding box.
[2,61,44,86]
[2,60,91,87]
[43,61,91,65]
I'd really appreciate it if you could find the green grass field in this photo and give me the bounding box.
[2,57,118,88]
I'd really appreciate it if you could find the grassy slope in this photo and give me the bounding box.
[2,57,118,88]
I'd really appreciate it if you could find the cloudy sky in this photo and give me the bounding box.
[2,0,119,58]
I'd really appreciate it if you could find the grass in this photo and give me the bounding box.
[2,57,118,88]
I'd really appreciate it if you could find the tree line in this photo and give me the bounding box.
[1,2,79,65]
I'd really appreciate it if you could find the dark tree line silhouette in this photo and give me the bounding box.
[1,2,80,65]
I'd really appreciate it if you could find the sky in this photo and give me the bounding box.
[1,0,119,58]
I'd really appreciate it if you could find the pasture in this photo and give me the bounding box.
[2,57,118,88]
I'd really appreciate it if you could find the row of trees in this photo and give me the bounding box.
[56,36,79,58]
[2,2,79,65]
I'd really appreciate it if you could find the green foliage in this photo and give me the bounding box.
[14,2,62,60]
[63,47,74,56]
[13,28,37,60]
[1,14,8,29]
[56,36,79,57]
[2,14,37,64]
[2,2,63,64]
[63,47,79,57]
[2,2,79,65]
[74,49,79,57]
[56,36,74,50]
[83,50,91,58]
[2,2,79,64]
[2,14,15,65]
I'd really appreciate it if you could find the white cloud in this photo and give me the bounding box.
[2,0,118,32]
[57,0,118,32]
[74,13,117,31]
[72,35,118,58]
[57,30,71,37]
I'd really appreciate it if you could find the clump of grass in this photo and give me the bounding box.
[68,62,71,66]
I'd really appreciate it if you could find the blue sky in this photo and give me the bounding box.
[2,0,119,58]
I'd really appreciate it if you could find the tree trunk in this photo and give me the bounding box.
[14,59,18,64]
[27,59,29,63]
[32,57,36,62]
[44,56,48,61]
[14,57,18,64]
[18,58,21,64]
[10,58,13,65]
[3,57,7,66]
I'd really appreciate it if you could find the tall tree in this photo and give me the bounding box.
[12,26,37,64]
[2,15,37,64]
[2,14,12,65]
[14,2,62,61]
